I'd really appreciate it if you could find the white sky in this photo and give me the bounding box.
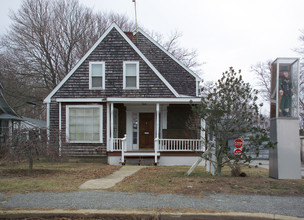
[0,0,303,85]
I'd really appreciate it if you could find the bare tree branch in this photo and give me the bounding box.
[250,60,272,102]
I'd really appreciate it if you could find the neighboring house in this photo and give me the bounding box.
[21,117,47,130]
[44,23,204,165]
[20,117,47,142]
[0,82,22,143]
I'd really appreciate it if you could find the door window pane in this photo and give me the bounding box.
[132,113,138,145]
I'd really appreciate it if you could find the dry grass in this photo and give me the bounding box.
[109,165,304,197]
[0,157,121,194]
[0,159,303,197]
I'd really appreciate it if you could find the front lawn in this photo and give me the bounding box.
[0,157,120,193]
[109,165,304,197]
[0,158,303,197]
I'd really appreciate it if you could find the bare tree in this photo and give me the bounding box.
[0,0,202,118]
[1,0,135,91]
[0,0,135,118]
[250,60,272,102]
[2,127,46,172]
[147,29,202,74]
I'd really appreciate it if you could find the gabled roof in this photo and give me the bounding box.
[0,83,20,119]
[44,23,180,103]
[135,28,201,81]
[22,117,47,128]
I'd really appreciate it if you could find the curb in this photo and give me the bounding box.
[0,209,303,220]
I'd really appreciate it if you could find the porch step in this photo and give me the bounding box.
[124,156,158,166]
[124,152,160,157]
[122,152,160,166]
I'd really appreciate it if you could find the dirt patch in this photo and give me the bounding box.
[109,166,304,197]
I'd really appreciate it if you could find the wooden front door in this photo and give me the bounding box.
[139,113,154,149]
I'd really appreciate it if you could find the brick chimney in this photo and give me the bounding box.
[124,32,134,42]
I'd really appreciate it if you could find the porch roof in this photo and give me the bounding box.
[55,97,202,104]
[107,97,201,104]
[0,113,22,120]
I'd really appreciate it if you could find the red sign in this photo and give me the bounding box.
[234,139,243,148]
[234,148,242,156]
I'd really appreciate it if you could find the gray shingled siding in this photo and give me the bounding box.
[52,29,175,99]
[134,32,197,97]
[49,102,107,156]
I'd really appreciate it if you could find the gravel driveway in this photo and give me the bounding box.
[0,191,303,218]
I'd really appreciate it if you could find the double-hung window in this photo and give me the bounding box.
[89,62,105,89]
[66,105,103,143]
[123,61,139,89]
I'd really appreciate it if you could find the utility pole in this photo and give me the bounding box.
[132,0,138,43]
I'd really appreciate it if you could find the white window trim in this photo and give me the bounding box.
[66,105,103,143]
[89,61,105,90]
[123,61,139,90]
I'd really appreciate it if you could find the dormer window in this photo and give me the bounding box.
[89,62,105,89]
[123,61,139,89]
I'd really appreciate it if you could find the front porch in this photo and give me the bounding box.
[110,136,205,165]
[106,98,205,165]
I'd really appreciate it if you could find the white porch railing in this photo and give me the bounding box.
[157,138,205,151]
[113,137,125,151]
[113,138,205,152]
[112,136,204,165]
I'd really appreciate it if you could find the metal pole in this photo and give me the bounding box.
[133,0,138,43]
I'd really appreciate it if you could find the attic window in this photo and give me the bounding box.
[89,62,105,89]
[123,61,139,89]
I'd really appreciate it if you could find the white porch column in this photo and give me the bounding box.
[107,103,110,151]
[201,119,205,151]
[160,104,168,139]
[59,102,62,157]
[156,103,160,140]
[110,103,114,151]
[46,102,50,154]
[155,103,160,164]
[8,120,12,137]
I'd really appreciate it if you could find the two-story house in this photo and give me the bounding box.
[44,23,205,165]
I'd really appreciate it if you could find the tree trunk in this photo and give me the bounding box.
[216,155,223,176]
[28,155,33,173]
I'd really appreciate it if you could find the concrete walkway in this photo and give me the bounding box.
[79,166,144,190]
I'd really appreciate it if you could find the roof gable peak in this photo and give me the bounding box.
[44,23,180,103]
[135,28,201,81]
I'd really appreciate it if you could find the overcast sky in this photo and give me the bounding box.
[0,0,303,85]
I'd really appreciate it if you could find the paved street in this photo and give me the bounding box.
[1,191,304,218]
[1,161,304,219]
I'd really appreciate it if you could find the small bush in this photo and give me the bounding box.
[231,164,241,177]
